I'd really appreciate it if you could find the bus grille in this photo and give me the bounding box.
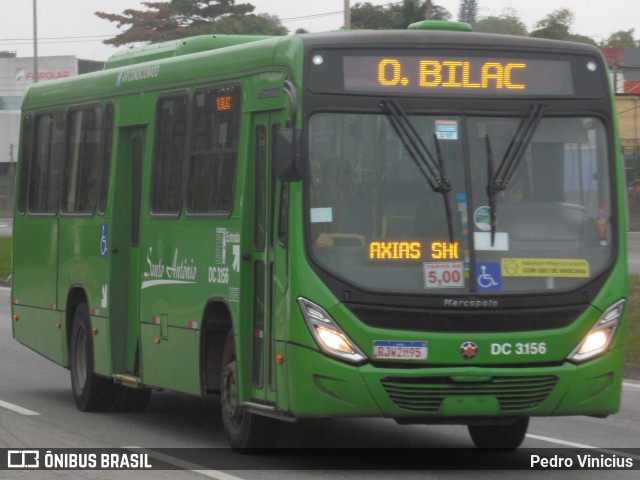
[381,375,558,413]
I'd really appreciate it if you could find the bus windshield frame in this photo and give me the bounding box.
[303,105,616,300]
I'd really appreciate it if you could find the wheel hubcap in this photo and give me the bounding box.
[221,360,240,421]
[73,327,87,391]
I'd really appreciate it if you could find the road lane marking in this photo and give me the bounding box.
[0,399,40,416]
[526,434,595,449]
[124,447,246,480]
[623,381,640,389]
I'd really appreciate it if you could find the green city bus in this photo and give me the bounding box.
[12,22,627,450]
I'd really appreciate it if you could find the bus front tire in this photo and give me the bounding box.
[467,417,529,449]
[220,332,279,452]
[69,303,114,412]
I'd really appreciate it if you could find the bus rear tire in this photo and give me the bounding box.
[468,417,529,449]
[69,303,114,412]
[220,331,279,452]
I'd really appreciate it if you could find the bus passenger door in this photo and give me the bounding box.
[250,111,287,407]
[109,126,146,375]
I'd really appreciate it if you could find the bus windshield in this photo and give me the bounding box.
[307,112,613,294]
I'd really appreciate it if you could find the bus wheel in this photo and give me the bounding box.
[112,385,151,412]
[468,417,529,449]
[220,332,279,452]
[69,303,114,412]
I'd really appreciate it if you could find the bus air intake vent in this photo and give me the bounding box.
[348,305,585,333]
[380,375,558,413]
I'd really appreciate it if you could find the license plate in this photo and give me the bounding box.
[373,341,428,360]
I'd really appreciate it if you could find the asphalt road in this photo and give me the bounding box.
[1,287,639,479]
[0,218,11,238]
[628,232,640,274]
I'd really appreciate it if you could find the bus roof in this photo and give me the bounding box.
[21,29,603,110]
[103,34,275,70]
[21,35,294,109]
[298,29,603,56]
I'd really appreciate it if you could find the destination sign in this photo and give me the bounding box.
[368,241,459,261]
[342,55,574,96]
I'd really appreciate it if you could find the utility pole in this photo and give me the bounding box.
[344,0,351,29]
[9,144,16,176]
[33,0,38,83]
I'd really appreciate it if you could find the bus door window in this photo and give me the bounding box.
[250,113,282,402]
[63,106,102,214]
[17,114,33,214]
[253,123,267,388]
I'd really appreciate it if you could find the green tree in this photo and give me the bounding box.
[96,0,286,46]
[530,8,573,40]
[210,13,287,35]
[474,11,527,36]
[351,1,450,30]
[351,2,393,30]
[529,8,596,45]
[458,0,478,25]
[601,29,637,48]
[567,33,597,46]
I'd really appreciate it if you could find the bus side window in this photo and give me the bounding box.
[187,85,240,215]
[28,111,65,214]
[150,93,189,215]
[63,105,102,214]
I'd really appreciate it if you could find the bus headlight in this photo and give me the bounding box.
[569,299,625,363]
[297,297,367,364]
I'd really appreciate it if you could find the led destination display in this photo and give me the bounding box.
[368,241,459,261]
[342,55,575,96]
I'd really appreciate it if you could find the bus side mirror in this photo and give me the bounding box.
[274,128,302,182]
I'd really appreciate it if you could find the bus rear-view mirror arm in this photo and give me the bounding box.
[275,128,302,182]
[275,80,302,182]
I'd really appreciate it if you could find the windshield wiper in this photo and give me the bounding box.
[485,135,498,246]
[381,100,454,242]
[485,104,545,245]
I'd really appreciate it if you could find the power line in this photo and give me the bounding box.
[278,2,404,23]
[0,2,407,46]
[0,34,112,42]
[0,38,111,47]
[279,10,343,23]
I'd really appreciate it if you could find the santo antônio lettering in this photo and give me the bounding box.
[377,58,527,91]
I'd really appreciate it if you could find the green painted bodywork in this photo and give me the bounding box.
[11,30,627,424]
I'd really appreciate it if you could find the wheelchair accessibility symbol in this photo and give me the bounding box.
[99,224,109,257]
[476,262,501,291]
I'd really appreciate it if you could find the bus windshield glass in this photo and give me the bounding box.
[307,112,613,294]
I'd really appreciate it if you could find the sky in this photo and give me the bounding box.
[1,0,639,61]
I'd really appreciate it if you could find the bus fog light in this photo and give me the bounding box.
[569,300,625,363]
[297,298,367,364]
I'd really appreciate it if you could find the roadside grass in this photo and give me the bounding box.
[626,275,640,365]
[0,236,638,365]
[0,237,10,280]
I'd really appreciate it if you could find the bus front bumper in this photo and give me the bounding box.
[284,343,624,421]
